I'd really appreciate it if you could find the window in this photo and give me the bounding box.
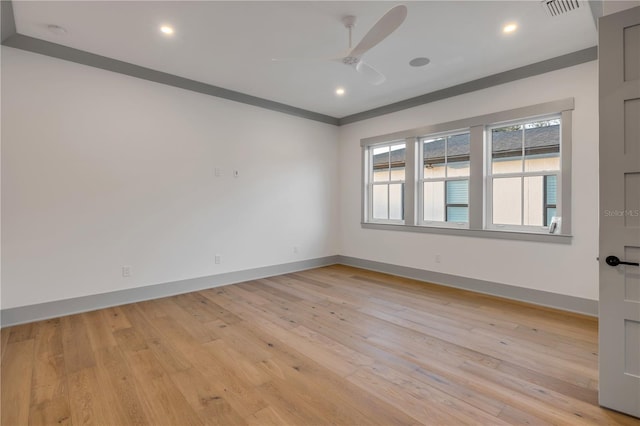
[366,141,406,223]
[360,99,573,242]
[487,117,561,231]
[420,132,470,226]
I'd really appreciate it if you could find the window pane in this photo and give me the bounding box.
[390,143,406,181]
[525,153,560,172]
[447,133,470,177]
[546,175,557,204]
[523,176,544,226]
[372,185,388,219]
[447,160,470,177]
[373,169,389,182]
[546,208,557,226]
[373,146,390,156]
[389,183,404,220]
[447,207,469,222]
[492,125,523,174]
[423,137,446,178]
[493,177,522,225]
[446,180,469,204]
[423,181,445,221]
[372,146,390,182]
[425,164,446,178]
[524,120,560,172]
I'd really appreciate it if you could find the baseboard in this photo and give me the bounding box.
[0,256,340,327]
[1,254,597,327]
[336,255,598,317]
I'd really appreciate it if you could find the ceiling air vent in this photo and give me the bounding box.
[542,0,580,16]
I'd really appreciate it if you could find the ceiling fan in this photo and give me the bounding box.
[335,5,407,85]
[274,5,407,86]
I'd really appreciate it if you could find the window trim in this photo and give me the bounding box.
[360,98,574,242]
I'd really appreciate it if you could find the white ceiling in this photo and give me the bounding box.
[12,1,597,118]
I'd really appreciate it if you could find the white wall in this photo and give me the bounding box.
[1,47,339,309]
[0,45,600,310]
[337,61,599,300]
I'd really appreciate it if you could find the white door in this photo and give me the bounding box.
[599,5,640,418]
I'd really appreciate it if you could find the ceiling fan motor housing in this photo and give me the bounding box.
[341,15,357,29]
[343,56,359,65]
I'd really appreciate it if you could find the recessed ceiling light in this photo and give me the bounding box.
[47,24,67,35]
[335,88,345,96]
[160,25,175,35]
[409,57,431,67]
[503,23,518,34]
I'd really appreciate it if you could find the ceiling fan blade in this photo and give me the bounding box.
[349,5,407,58]
[272,48,350,63]
[271,56,338,63]
[355,61,386,86]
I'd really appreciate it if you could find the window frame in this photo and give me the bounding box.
[360,98,573,243]
[364,140,407,225]
[485,114,562,234]
[418,130,471,229]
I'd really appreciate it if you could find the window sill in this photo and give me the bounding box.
[361,222,572,244]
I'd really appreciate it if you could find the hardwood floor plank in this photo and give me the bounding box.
[7,321,37,343]
[92,346,149,425]
[29,318,72,426]
[1,339,35,425]
[120,304,193,374]
[346,365,463,425]
[99,306,131,332]
[203,319,274,363]
[149,315,271,417]
[134,299,169,320]
[246,406,291,426]
[205,287,299,331]
[173,292,242,325]
[61,316,96,376]
[29,393,72,426]
[459,358,620,425]
[1,265,637,425]
[495,358,599,405]
[170,367,248,426]
[1,326,12,360]
[149,298,219,343]
[67,367,119,425]
[255,354,418,426]
[219,284,271,307]
[119,349,202,426]
[31,320,65,391]
[202,338,272,387]
[82,310,118,351]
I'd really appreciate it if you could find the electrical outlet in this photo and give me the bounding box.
[214,168,221,177]
[122,266,132,277]
[233,170,239,178]
[435,254,441,264]
[214,254,221,264]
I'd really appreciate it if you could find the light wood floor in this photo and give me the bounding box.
[2,265,638,425]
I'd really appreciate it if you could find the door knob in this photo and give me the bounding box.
[605,255,640,267]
